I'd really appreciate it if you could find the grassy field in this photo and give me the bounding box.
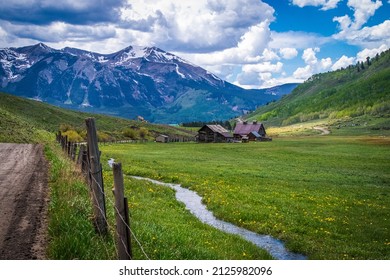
[100,135,390,260]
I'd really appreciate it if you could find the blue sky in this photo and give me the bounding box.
[0,0,389,88]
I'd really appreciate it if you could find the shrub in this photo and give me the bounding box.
[62,129,83,142]
[139,127,149,139]
[123,128,139,139]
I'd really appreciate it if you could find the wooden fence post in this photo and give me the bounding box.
[112,162,132,260]
[85,117,108,235]
[71,143,77,161]
[77,144,85,165]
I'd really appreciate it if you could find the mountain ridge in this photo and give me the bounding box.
[0,43,298,123]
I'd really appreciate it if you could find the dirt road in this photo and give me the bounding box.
[313,126,331,135]
[0,144,48,259]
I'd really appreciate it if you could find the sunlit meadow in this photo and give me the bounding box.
[101,136,390,259]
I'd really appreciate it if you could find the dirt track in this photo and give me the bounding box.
[0,144,48,259]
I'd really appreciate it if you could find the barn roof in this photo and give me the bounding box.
[234,122,263,135]
[250,131,261,138]
[198,125,233,138]
[200,124,229,133]
[157,134,169,138]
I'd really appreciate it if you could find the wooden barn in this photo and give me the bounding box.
[197,125,233,143]
[234,121,268,141]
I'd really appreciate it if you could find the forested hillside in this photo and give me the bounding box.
[247,49,390,127]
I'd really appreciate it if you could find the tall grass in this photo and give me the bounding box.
[45,143,116,259]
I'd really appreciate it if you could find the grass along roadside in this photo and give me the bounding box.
[100,136,390,260]
[44,142,116,259]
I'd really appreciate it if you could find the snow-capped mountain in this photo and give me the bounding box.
[0,43,298,123]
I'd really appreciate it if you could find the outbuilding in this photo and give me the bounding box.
[156,134,169,143]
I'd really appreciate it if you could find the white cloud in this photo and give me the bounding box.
[320,57,333,69]
[261,48,280,61]
[279,48,298,59]
[333,0,383,34]
[356,44,389,61]
[346,0,383,30]
[302,47,320,65]
[293,65,313,80]
[333,15,352,31]
[331,55,355,70]
[334,20,390,48]
[291,0,342,10]
[179,20,272,66]
[270,31,331,50]
[291,47,332,81]
[242,62,283,73]
[119,0,275,53]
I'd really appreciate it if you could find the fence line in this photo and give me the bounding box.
[55,119,150,260]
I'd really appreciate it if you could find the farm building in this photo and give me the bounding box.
[197,125,233,143]
[156,134,169,143]
[234,121,269,141]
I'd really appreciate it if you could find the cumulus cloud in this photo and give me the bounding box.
[356,44,389,61]
[293,65,313,80]
[181,20,272,66]
[292,47,332,81]
[320,57,333,69]
[334,20,390,48]
[119,0,275,53]
[291,0,342,10]
[279,48,298,59]
[242,62,283,73]
[302,47,320,65]
[331,55,355,70]
[333,0,384,33]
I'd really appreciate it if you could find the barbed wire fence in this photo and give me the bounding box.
[56,117,149,260]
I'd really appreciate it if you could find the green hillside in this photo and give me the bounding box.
[246,49,390,130]
[0,92,194,143]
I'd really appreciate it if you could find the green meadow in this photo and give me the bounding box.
[100,136,390,260]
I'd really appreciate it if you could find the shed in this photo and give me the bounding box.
[197,125,233,143]
[156,134,169,143]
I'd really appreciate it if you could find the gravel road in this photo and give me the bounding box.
[0,144,48,259]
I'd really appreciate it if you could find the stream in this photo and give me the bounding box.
[131,176,306,260]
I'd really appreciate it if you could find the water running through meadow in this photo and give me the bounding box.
[131,176,306,260]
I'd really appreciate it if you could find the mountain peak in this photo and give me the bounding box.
[0,43,298,123]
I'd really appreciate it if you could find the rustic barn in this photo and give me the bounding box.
[156,134,169,143]
[234,121,267,141]
[197,125,233,143]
